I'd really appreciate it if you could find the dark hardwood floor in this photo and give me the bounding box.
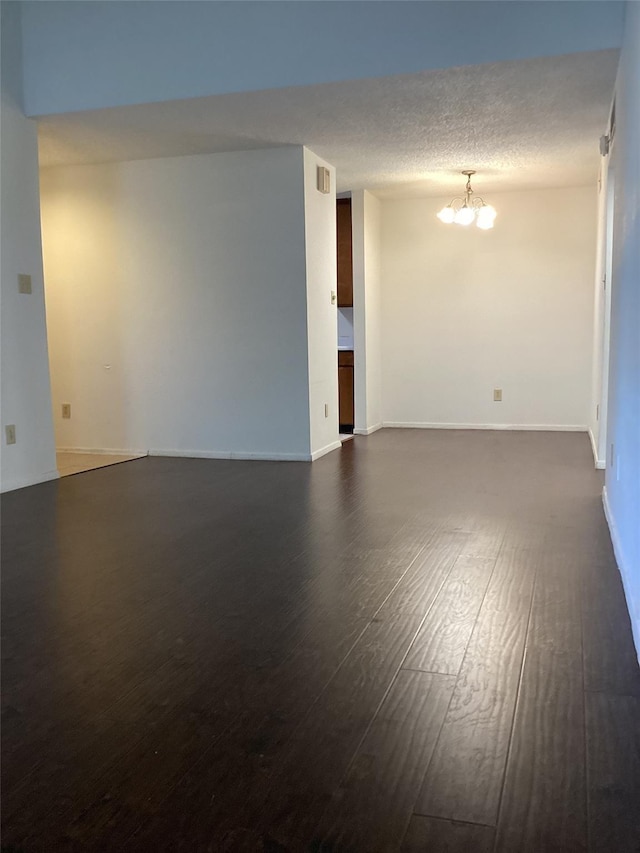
[2,429,639,852]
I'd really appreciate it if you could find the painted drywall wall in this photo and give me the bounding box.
[21,1,624,116]
[362,192,383,432]
[380,186,597,430]
[604,1,640,656]
[590,161,607,461]
[590,154,614,468]
[351,192,366,431]
[41,147,314,459]
[0,1,57,492]
[302,150,340,460]
[352,190,383,434]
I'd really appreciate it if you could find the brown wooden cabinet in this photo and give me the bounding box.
[338,349,354,432]
[337,198,353,307]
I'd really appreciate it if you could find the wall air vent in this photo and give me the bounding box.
[317,166,330,194]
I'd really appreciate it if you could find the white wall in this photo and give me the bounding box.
[352,190,383,434]
[21,1,624,116]
[590,155,614,468]
[302,149,340,460]
[41,147,315,460]
[589,161,607,460]
[604,1,640,656]
[363,192,383,432]
[0,1,57,492]
[380,186,597,429]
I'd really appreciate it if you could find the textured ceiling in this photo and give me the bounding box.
[38,50,618,197]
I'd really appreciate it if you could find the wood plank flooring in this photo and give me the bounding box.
[2,429,639,852]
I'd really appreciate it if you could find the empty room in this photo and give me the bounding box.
[1,1,639,851]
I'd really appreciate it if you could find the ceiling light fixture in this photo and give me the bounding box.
[437,170,496,229]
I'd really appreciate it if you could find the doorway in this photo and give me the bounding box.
[337,195,355,438]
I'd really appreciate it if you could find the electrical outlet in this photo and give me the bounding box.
[493,389,502,402]
[324,403,329,418]
[61,403,71,419]
[18,274,32,294]
[5,424,16,445]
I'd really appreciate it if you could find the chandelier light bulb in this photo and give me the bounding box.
[454,206,474,226]
[436,171,496,229]
[437,206,455,223]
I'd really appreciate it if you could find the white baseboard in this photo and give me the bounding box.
[1,468,60,493]
[588,429,606,469]
[56,447,148,456]
[148,448,313,462]
[382,422,588,432]
[354,423,383,436]
[310,440,342,461]
[149,442,343,463]
[603,486,640,662]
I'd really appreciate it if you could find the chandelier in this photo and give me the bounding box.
[437,170,496,230]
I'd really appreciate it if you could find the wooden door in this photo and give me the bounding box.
[338,350,354,430]
[337,199,353,307]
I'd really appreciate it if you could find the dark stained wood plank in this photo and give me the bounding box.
[415,540,539,825]
[581,559,640,697]
[125,610,426,851]
[2,431,637,853]
[313,670,456,852]
[586,691,640,853]
[5,522,439,849]
[374,529,470,619]
[4,592,375,848]
[457,527,506,560]
[4,652,260,845]
[403,554,496,675]
[10,709,240,850]
[494,553,587,853]
[401,815,495,853]
[225,611,428,850]
[2,518,429,796]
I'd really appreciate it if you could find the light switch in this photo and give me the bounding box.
[494,389,502,402]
